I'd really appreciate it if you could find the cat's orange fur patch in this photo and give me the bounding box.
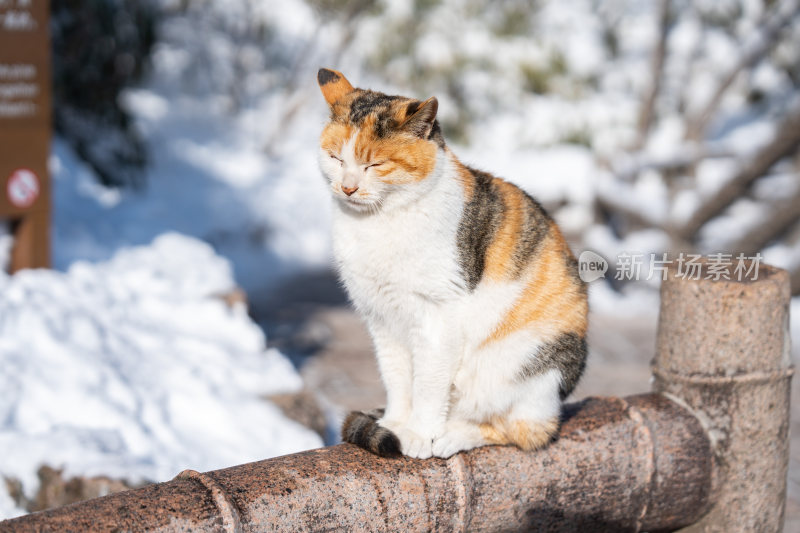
[330,93,359,119]
[393,103,412,124]
[479,416,558,450]
[379,138,437,183]
[320,123,354,154]
[484,179,525,281]
[319,68,354,106]
[339,115,437,183]
[480,223,588,347]
[454,158,476,201]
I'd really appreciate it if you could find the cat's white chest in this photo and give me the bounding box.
[332,186,465,323]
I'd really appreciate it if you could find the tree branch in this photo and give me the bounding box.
[675,108,800,241]
[634,0,671,148]
[612,145,733,182]
[722,183,800,255]
[684,0,800,141]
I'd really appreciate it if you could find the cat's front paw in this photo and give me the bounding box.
[432,421,485,458]
[432,433,471,458]
[394,427,434,459]
[377,419,433,458]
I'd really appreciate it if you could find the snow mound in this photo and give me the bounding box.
[0,233,322,519]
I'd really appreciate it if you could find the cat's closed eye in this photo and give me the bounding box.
[329,153,343,165]
[364,161,386,172]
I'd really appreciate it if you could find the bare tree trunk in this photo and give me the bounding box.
[634,0,671,148]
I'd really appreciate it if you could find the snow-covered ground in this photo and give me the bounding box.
[0,234,322,519]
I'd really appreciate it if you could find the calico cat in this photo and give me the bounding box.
[317,68,588,459]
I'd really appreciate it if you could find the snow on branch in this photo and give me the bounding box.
[675,107,800,241]
[723,184,800,256]
[684,0,800,141]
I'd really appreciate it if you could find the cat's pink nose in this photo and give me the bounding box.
[342,185,359,196]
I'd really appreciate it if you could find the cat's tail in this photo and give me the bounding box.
[341,408,401,457]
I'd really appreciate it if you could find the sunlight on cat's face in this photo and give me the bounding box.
[317,69,440,214]
[318,124,393,213]
[318,111,438,214]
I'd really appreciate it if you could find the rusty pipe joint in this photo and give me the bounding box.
[653,261,792,532]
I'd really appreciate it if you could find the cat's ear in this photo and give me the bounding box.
[318,68,354,106]
[400,97,438,138]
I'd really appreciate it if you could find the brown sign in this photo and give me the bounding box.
[0,0,50,270]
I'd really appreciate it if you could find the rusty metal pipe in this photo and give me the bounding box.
[653,261,793,532]
[1,393,712,532]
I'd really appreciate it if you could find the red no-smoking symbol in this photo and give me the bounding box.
[6,168,40,208]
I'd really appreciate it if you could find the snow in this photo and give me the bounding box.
[0,234,322,520]
[50,0,660,292]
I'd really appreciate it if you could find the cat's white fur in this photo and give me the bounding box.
[319,137,561,459]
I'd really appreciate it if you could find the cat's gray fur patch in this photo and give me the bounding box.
[517,332,587,399]
[343,90,446,146]
[317,68,341,86]
[341,409,401,457]
[348,91,399,126]
[456,168,506,291]
[509,193,552,278]
[455,168,554,290]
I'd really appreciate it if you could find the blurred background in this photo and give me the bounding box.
[1,0,799,524]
